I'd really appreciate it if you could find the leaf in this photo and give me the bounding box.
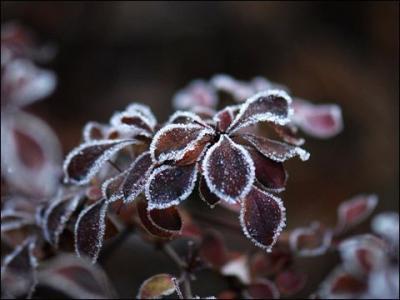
[1,111,61,197]
[199,230,228,268]
[74,199,108,263]
[125,103,157,129]
[211,74,255,102]
[371,212,399,250]
[240,186,286,252]
[289,222,333,257]
[245,146,287,192]
[136,199,175,238]
[145,164,198,210]
[82,121,107,142]
[198,176,220,208]
[122,151,153,203]
[227,90,292,133]
[110,110,154,137]
[336,194,378,233]
[63,139,137,185]
[148,206,182,233]
[221,255,250,284]
[167,110,209,127]
[1,237,38,299]
[101,170,128,203]
[245,278,280,299]
[202,135,255,203]
[272,123,305,146]
[172,79,218,110]
[43,192,82,247]
[292,98,343,138]
[137,273,176,299]
[150,123,213,163]
[37,254,116,299]
[214,107,234,133]
[241,133,309,162]
[275,270,307,296]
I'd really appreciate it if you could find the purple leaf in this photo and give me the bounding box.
[63,139,137,185]
[74,199,108,263]
[172,79,218,110]
[240,185,286,252]
[198,176,221,208]
[202,135,255,203]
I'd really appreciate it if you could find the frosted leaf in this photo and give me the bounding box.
[74,199,108,263]
[211,74,255,102]
[289,222,333,257]
[148,205,182,233]
[150,123,214,163]
[251,76,289,94]
[241,133,310,162]
[366,266,399,299]
[199,230,228,268]
[43,193,82,247]
[335,194,378,233]
[190,106,217,119]
[82,121,107,142]
[275,270,307,296]
[1,111,61,197]
[292,98,343,139]
[1,237,38,299]
[272,123,305,146]
[37,254,116,299]
[2,59,56,107]
[338,234,387,277]
[202,135,255,203]
[245,278,280,299]
[110,110,153,137]
[240,185,286,252]
[318,266,367,299]
[227,90,292,133]
[137,273,176,299]
[136,198,176,238]
[221,255,251,284]
[371,212,399,251]
[245,146,287,192]
[63,139,137,185]
[122,151,153,203]
[126,103,157,128]
[172,79,218,110]
[214,107,234,133]
[145,164,198,210]
[167,110,209,127]
[1,209,35,232]
[101,170,128,203]
[198,176,220,208]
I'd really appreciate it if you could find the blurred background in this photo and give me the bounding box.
[2,1,398,298]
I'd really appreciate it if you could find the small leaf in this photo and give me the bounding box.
[168,110,209,127]
[275,270,307,296]
[145,164,198,210]
[122,151,153,203]
[172,79,218,110]
[1,237,38,299]
[292,98,343,139]
[74,199,108,263]
[336,194,378,233]
[228,90,292,133]
[241,133,309,162]
[101,170,128,203]
[289,222,333,257]
[125,103,157,129]
[63,139,137,185]
[214,107,234,133]
[110,110,154,137]
[137,273,176,299]
[198,176,220,208]
[38,254,116,299]
[150,123,213,163]
[202,135,255,203]
[82,121,107,142]
[240,186,286,252]
[199,230,228,268]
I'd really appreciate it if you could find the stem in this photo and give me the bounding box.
[162,243,187,269]
[182,272,192,299]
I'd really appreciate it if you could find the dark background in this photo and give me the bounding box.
[2,1,399,298]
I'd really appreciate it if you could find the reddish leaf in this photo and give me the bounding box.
[125,103,157,129]
[289,222,333,257]
[202,135,255,203]
[214,107,234,133]
[246,146,287,192]
[137,273,176,299]
[228,90,292,133]
[101,170,128,203]
[82,121,107,142]
[250,250,291,278]
[275,270,307,296]
[241,133,309,162]
[199,176,220,208]
[199,230,228,268]
[136,199,174,238]
[272,123,305,146]
[148,206,182,233]
[74,199,108,263]
[246,279,280,299]
[1,237,38,299]
[150,123,213,163]
[38,254,116,299]
[336,194,378,233]
[145,164,198,210]
[292,98,343,138]
[122,151,153,203]
[63,139,137,185]
[110,110,153,137]
[43,193,82,247]
[240,186,286,251]
[173,79,218,110]
[168,111,209,127]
